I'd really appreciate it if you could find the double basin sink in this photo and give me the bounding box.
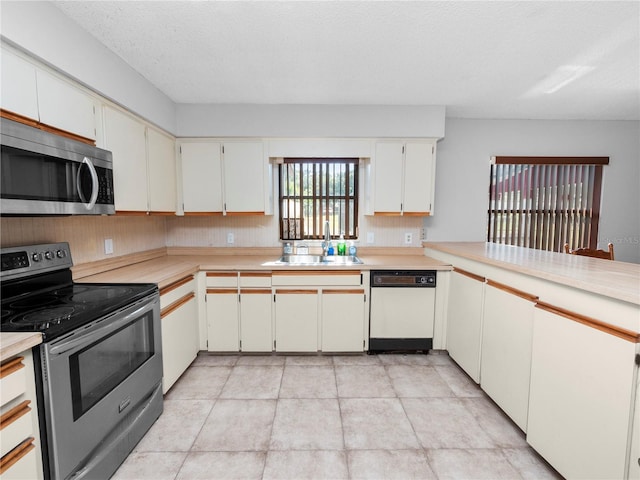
[266,254,364,266]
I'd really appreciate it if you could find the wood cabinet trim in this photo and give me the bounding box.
[1,109,96,146]
[0,400,31,430]
[0,357,24,379]
[486,279,538,303]
[160,292,195,318]
[453,267,485,283]
[206,288,237,294]
[206,272,237,278]
[272,270,361,276]
[224,211,265,216]
[535,301,640,343]
[240,272,272,278]
[322,289,365,294]
[240,289,272,295]
[159,275,194,296]
[115,211,149,216]
[0,437,35,474]
[148,211,176,216]
[275,289,317,294]
[402,212,432,217]
[183,212,224,216]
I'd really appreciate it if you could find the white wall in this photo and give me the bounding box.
[425,118,640,263]
[0,1,176,133]
[176,104,445,138]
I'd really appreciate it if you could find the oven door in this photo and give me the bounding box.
[39,294,162,480]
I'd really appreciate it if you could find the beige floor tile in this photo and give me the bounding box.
[502,447,563,479]
[377,353,433,366]
[220,366,283,399]
[135,399,214,452]
[176,451,266,480]
[164,366,232,400]
[192,399,276,451]
[402,397,496,449]
[427,448,521,480]
[263,450,348,480]
[237,355,286,366]
[340,398,421,450]
[285,355,333,366]
[270,398,343,450]
[111,452,187,480]
[386,365,454,397]
[279,366,337,398]
[192,354,239,366]
[434,364,484,397]
[347,449,437,480]
[335,365,396,398]
[462,397,528,447]
[332,354,381,366]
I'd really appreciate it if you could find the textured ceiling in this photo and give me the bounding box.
[52,1,639,120]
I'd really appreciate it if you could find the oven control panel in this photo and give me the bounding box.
[370,270,437,287]
[1,242,72,279]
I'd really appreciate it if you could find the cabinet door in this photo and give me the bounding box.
[180,142,223,213]
[446,269,484,383]
[240,290,273,352]
[274,290,318,352]
[161,295,198,393]
[0,48,38,121]
[321,289,366,352]
[147,128,176,213]
[206,290,239,352]
[527,305,636,480]
[373,142,403,214]
[403,143,434,214]
[103,106,148,212]
[222,142,265,213]
[480,282,535,431]
[36,70,96,140]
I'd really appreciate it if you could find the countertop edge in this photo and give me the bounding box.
[1,332,42,362]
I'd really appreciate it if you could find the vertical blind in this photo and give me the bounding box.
[279,158,358,240]
[487,156,608,253]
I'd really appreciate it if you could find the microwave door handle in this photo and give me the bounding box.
[77,157,99,210]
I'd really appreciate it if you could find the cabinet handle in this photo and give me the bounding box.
[159,275,195,295]
[161,293,195,318]
[453,267,485,283]
[0,437,35,475]
[323,289,365,294]
[0,400,31,430]
[486,279,537,303]
[0,357,24,379]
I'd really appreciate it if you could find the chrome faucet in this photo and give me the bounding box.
[322,220,331,256]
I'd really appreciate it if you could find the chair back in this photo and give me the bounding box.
[563,243,614,260]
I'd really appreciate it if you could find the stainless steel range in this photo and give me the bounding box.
[1,242,163,480]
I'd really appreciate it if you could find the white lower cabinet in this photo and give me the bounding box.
[321,289,366,352]
[160,276,199,393]
[480,280,536,431]
[274,290,319,352]
[527,303,637,480]
[446,268,485,383]
[239,273,273,352]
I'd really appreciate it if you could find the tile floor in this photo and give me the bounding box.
[113,352,562,480]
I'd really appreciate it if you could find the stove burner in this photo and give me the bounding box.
[10,296,60,309]
[70,286,134,304]
[15,306,76,329]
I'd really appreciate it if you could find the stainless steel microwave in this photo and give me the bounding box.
[1,117,115,215]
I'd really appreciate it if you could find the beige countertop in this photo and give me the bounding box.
[425,242,640,306]
[77,251,452,289]
[0,332,42,362]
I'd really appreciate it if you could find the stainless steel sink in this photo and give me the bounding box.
[265,254,363,266]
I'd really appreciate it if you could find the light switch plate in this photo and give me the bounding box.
[104,238,114,255]
[227,233,234,244]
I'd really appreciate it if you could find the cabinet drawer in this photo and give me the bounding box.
[206,272,238,288]
[0,438,37,480]
[272,271,362,286]
[239,272,271,288]
[0,358,26,407]
[160,275,196,309]
[0,401,33,458]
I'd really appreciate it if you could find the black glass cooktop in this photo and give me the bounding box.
[1,278,157,341]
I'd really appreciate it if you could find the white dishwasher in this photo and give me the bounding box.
[369,270,436,352]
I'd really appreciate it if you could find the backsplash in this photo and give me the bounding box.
[1,214,423,264]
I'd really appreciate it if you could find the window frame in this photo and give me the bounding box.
[278,157,359,241]
[487,156,609,253]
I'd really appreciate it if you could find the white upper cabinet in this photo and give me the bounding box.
[36,70,96,140]
[369,140,436,216]
[103,106,148,212]
[147,128,177,213]
[179,142,223,213]
[0,47,38,121]
[222,142,265,214]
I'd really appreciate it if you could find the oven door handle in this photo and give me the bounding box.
[77,156,99,210]
[48,297,158,356]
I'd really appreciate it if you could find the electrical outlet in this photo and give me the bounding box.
[404,232,413,245]
[421,227,427,241]
[367,232,375,244]
[104,238,114,255]
[227,233,234,244]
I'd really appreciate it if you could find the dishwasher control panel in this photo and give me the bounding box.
[370,270,436,287]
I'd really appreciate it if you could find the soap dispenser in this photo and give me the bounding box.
[337,233,346,256]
